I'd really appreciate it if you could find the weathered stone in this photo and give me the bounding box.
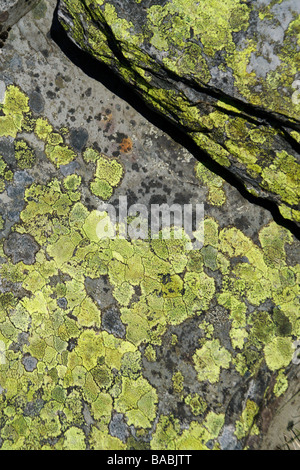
[0,0,39,33]
[58,0,300,227]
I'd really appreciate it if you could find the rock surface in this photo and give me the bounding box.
[58,0,300,227]
[0,0,39,35]
[0,0,299,451]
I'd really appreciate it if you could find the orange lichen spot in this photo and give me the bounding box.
[120,137,133,153]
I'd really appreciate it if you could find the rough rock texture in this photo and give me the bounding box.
[58,0,300,227]
[0,0,299,451]
[0,0,39,35]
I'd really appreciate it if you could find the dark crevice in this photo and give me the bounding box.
[50,7,299,240]
[84,2,129,68]
[281,127,300,157]
[158,62,300,132]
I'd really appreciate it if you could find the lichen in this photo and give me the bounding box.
[14,139,36,169]
[234,400,260,440]
[264,337,294,371]
[0,81,299,450]
[88,153,124,200]
[0,85,30,138]
[193,339,231,384]
[195,162,226,206]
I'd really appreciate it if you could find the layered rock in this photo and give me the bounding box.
[58,0,300,227]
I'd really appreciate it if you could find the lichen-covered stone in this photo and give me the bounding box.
[0,0,299,451]
[58,0,300,227]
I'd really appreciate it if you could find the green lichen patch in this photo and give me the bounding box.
[115,375,158,429]
[195,162,226,206]
[63,174,82,192]
[264,337,294,371]
[0,185,299,448]
[45,143,77,168]
[193,339,231,384]
[0,85,30,138]
[83,147,100,163]
[95,155,124,187]
[90,178,113,200]
[234,399,260,440]
[88,154,124,200]
[0,155,12,194]
[34,117,53,141]
[14,139,36,169]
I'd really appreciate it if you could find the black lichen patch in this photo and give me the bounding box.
[69,127,89,152]
[4,232,40,265]
[101,306,126,338]
[109,413,130,443]
[28,90,45,114]
[22,354,38,372]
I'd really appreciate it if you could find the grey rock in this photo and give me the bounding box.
[28,90,45,114]
[219,425,239,450]
[102,306,126,338]
[22,354,38,372]
[109,413,130,443]
[23,398,45,416]
[69,127,89,152]
[0,0,39,33]
[3,232,40,264]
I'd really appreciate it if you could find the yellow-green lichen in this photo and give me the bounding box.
[273,370,289,397]
[172,371,184,395]
[0,85,30,138]
[234,399,260,440]
[193,339,231,384]
[0,155,12,194]
[90,178,113,200]
[1,79,299,450]
[261,151,300,207]
[14,139,36,169]
[195,162,226,206]
[264,337,294,371]
[185,394,207,417]
[88,153,124,200]
[34,117,53,141]
[115,376,158,429]
[45,143,76,168]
